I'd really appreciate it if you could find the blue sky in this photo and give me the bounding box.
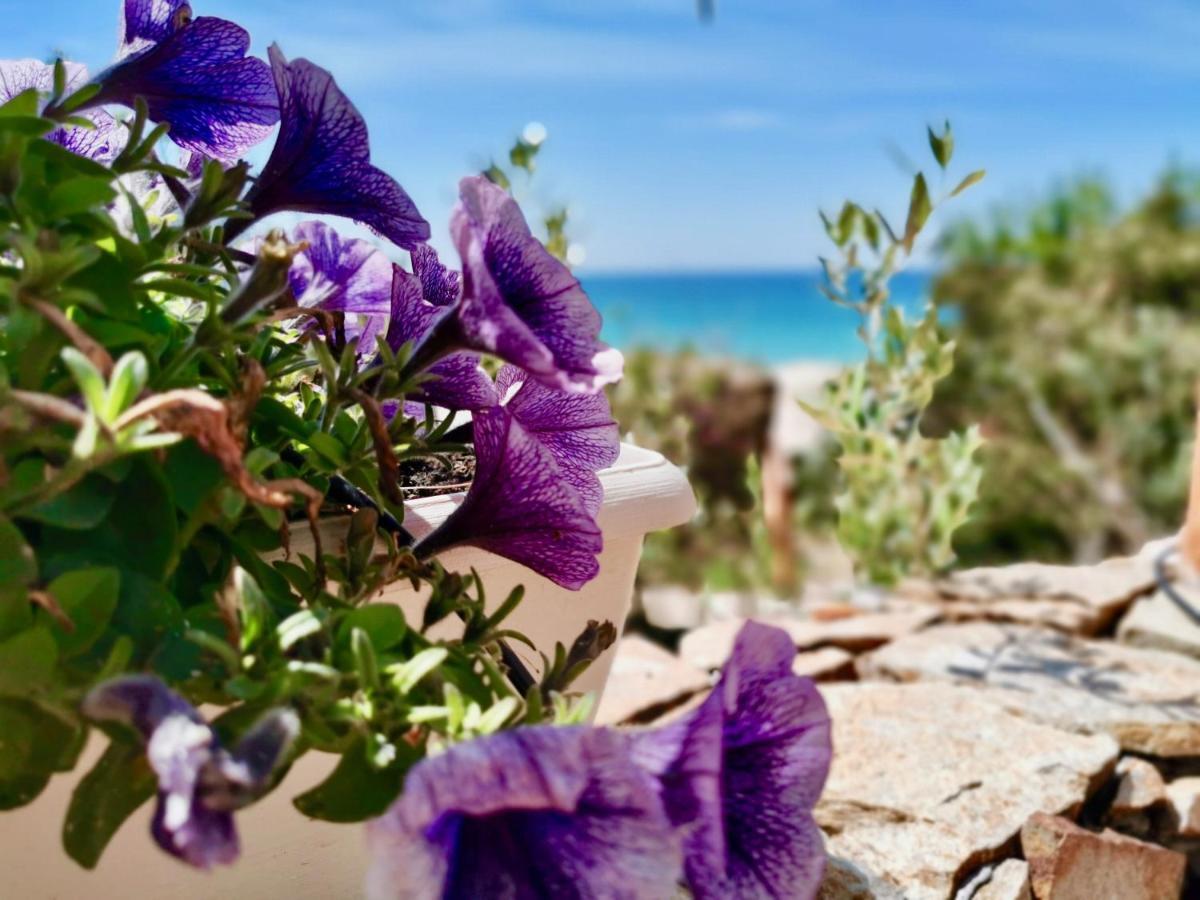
[3,0,1199,271]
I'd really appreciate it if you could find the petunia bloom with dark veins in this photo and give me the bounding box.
[0,59,122,162]
[415,403,602,590]
[237,47,430,250]
[83,675,299,869]
[496,364,619,515]
[289,220,392,353]
[632,621,832,899]
[387,259,496,411]
[365,726,682,900]
[436,175,623,395]
[82,1,278,161]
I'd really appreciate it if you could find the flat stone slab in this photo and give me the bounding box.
[793,646,856,682]
[816,683,1117,900]
[923,556,1156,636]
[1110,757,1166,816]
[593,635,710,726]
[679,609,938,671]
[1021,813,1185,900]
[1118,585,1200,661]
[859,622,1200,756]
[972,860,1031,900]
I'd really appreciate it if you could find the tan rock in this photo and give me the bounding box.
[1165,776,1200,837]
[817,683,1117,900]
[1118,585,1200,662]
[1110,757,1167,816]
[972,860,1032,900]
[793,646,856,682]
[680,609,938,671]
[859,622,1200,756]
[931,556,1156,636]
[1020,812,1185,900]
[593,635,710,726]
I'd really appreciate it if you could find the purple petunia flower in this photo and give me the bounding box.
[365,726,682,900]
[86,1,279,160]
[0,59,122,162]
[83,675,298,869]
[632,621,832,899]
[387,260,496,411]
[238,47,430,250]
[289,220,393,352]
[438,176,623,395]
[415,403,602,590]
[496,365,619,515]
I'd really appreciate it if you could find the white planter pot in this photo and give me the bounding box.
[0,444,695,899]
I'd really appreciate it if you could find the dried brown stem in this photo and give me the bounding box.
[350,388,402,505]
[26,298,113,377]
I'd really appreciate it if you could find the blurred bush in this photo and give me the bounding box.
[929,169,1200,564]
[609,348,783,592]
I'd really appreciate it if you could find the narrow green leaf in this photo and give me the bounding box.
[42,567,120,657]
[388,647,448,695]
[103,352,148,421]
[60,347,107,415]
[951,169,987,197]
[903,173,933,252]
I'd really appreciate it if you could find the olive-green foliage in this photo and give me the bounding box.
[810,123,986,586]
[608,348,782,593]
[930,169,1200,564]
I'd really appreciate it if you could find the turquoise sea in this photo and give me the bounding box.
[581,270,931,365]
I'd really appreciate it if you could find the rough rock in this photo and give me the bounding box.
[859,622,1200,756]
[793,646,856,682]
[593,635,710,726]
[1110,757,1167,816]
[920,556,1155,636]
[680,609,938,671]
[818,853,906,900]
[816,683,1117,900]
[969,860,1031,900]
[1020,812,1185,900]
[1118,584,1200,661]
[1165,776,1200,837]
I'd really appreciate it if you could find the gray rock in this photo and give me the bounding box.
[1118,585,1200,661]
[859,622,1200,756]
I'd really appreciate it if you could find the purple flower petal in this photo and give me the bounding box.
[92,16,279,160]
[410,243,461,308]
[119,0,192,56]
[415,404,603,590]
[290,220,392,352]
[450,175,623,395]
[243,47,430,250]
[497,365,619,515]
[0,59,122,162]
[387,265,496,411]
[366,726,681,900]
[633,622,832,899]
[83,676,298,870]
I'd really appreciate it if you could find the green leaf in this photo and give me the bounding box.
[0,116,55,137]
[42,568,120,657]
[951,169,987,197]
[0,514,37,598]
[103,351,148,421]
[278,610,323,652]
[388,647,448,695]
[62,739,156,870]
[0,629,57,698]
[21,475,116,530]
[337,605,406,656]
[60,347,107,415]
[47,178,118,219]
[927,121,953,169]
[292,744,408,823]
[903,173,933,252]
